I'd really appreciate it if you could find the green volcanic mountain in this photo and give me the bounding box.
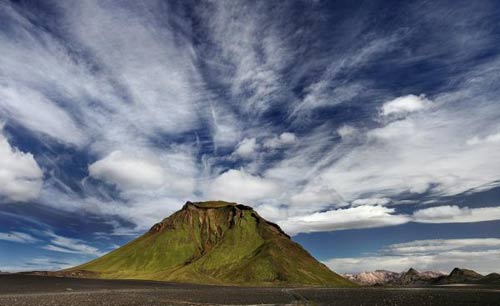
[67,201,354,287]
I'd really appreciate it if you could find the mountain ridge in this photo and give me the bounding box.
[344,267,499,286]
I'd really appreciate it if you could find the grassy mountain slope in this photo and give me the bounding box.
[67,201,355,287]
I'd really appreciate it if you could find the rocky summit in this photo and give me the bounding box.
[65,201,355,287]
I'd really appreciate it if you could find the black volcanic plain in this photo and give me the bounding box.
[1,274,500,306]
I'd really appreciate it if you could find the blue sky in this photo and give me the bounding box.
[1,0,500,274]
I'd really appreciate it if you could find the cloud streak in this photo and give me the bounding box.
[278,204,500,235]
[0,231,39,244]
[43,231,103,257]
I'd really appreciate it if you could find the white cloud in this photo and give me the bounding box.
[266,56,500,216]
[43,231,103,256]
[325,238,500,274]
[314,93,500,200]
[297,82,364,111]
[2,257,82,273]
[337,125,358,139]
[234,138,258,159]
[200,1,295,115]
[351,198,391,206]
[0,2,243,228]
[413,205,500,223]
[280,205,410,236]
[60,1,202,137]
[263,132,297,149]
[325,250,500,275]
[0,130,43,202]
[381,94,431,116]
[0,231,39,244]
[466,131,500,146]
[386,238,500,254]
[278,204,500,235]
[208,169,282,204]
[38,185,189,233]
[0,85,86,146]
[289,177,346,208]
[291,34,403,116]
[1,0,500,241]
[0,1,208,153]
[87,149,198,207]
[209,106,241,148]
[274,204,500,236]
[0,229,104,257]
[89,151,165,189]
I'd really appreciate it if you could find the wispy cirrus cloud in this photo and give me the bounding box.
[1,0,500,240]
[0,229,103,257]
[0,231,39,244]
[42,231,103,257]
[3,257,81,272]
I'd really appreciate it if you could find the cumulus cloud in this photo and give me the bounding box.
[209,169,282,204]
[89,151,166,189]
[337,125,358,139]
[280,205,410,235]
[413,205,500,223]
[381,94,431,116]
[0,130,43,202]
[263,132,297,149]
[234,138,258,159]
[88,149,198,196]
[466,131,500,146]
[325,238,500,274]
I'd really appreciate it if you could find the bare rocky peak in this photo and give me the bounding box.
[344,268,447,286]
[342,270,400,285]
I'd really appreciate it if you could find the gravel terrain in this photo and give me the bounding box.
[0,274,499,306]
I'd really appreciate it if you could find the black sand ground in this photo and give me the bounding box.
[0,274,499,305]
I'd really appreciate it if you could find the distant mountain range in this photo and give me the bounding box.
[60,201,355,287]
[342,270,402,286]
[343,268,500,286]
